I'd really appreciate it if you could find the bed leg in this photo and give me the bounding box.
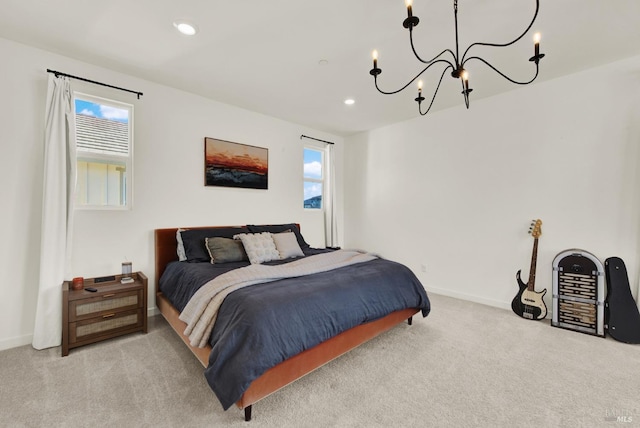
[244,405,252,422]
[407,316,413,326]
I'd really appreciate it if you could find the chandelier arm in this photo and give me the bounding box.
[419,65,453,116]
[374,59,455,95]
[409,27,458,65]
[462,56,540,85]
[460,0,540,64]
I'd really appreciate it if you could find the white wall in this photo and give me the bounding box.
[3,33,638,351]
[344,55,640,311]
[0,37,344,350]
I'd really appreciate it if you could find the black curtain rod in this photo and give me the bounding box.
[46,69,143,99]
[300,134,334,145]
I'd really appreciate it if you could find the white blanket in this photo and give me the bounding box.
[179,250,377,348]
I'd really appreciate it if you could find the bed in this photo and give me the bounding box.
[154,224,430,421]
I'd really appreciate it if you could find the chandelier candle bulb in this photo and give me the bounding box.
[406,0,413,17]
[534,32,541,57]
[415,79,425,104]
[372,50,378,69]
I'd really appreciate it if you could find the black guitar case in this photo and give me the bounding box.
[605,257,640,343]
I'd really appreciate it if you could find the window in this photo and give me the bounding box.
[74,94,133,209]
[303,147,323,209]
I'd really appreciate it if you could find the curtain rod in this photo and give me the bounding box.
[300,134,334,145]
[46,69,143,99]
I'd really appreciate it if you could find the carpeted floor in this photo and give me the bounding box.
[1,293,639,427]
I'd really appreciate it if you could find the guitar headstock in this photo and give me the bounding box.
[529,219,543,238]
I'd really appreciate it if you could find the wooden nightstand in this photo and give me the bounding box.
[62,272,148,357]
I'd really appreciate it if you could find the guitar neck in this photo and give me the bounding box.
[527,238,538,291]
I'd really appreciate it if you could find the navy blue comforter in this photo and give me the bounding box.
[160,252,430,410]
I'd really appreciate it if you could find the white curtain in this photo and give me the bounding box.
[33,75,76,350]
[324,143,337,248]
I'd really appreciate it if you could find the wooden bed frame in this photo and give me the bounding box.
[154,226,418,421]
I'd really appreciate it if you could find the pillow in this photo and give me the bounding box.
[272,231,304,260]
[180,227,250,262]
[247,223,310,250]
[205,237,248,264]
[234,232,280,264]
[176,228,187,261]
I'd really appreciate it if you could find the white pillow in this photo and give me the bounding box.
[272,231,304,260]
[176,228,187,261]
[234,232,280,264]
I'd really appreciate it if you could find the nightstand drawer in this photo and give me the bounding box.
[70,308,143,345]
[69,289,142,322]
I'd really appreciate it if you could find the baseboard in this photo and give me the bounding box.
[148,306,160,317]
[425,286,512,312]
[0,333,33,352]
[425,286,555,319]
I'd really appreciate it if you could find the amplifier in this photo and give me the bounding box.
[552,249,605,337]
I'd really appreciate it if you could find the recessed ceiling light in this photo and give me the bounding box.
[344,98,355,105]
[173,20,198,36]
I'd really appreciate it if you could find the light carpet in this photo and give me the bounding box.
[1,293,639,427]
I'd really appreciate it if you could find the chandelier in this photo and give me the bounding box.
[369,0,545,115]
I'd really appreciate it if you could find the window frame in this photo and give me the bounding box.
[303,145,325,211]
[73,92,134,211]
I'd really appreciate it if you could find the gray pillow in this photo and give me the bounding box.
[233,232,280,264]
[272,231,304,260]
[181,226,250,262]
[247,224,310,249]
[205,237,248,264]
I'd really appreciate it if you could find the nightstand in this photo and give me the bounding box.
[62,272,148,357]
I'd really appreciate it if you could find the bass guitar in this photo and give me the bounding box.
[512,219,548,320]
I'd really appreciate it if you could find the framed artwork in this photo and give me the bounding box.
[204,137,268,189]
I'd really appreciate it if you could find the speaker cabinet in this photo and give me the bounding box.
[552,249,605,337]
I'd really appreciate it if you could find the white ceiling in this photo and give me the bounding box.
[2,0,640,136]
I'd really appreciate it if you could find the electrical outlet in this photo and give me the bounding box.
[420,264,427,273]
